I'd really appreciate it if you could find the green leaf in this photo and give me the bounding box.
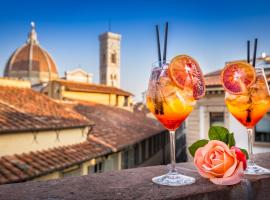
[240,148,249,159]
[188,139,209,157]
[227,133,236,148]
[208,126,229,143]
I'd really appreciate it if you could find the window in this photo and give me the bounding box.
[157,134,161,151]
[122,150,129,169]
[255,112,270,143]
[116,95,119,106]
[160,133,165,147]
[153,136,157,153]
[210,112,224,126]
[111,53,116,64]
[134,144,140,165]
[88,162,104,174]
[110,74,114,86]
[148,137,153,156]
[141,140,146,161]
[62,165,81,177]
[124,96,129,107]
[101,73,106,82]
[103,54,106,63]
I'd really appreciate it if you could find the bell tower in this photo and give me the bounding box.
[99,32,121,88]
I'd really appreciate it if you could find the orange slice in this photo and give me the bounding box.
[168,55,205,100]
[221,62,255,94]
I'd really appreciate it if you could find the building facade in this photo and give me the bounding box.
[45,79,133,107]
[65,68,93,83]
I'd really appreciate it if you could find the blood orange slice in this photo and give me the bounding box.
[221,62,255,94]
[168,55,205,100]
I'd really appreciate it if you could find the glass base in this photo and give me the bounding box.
[245,162,270,175]
[152,171,196,186]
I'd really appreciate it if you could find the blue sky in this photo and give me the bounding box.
[1,0,270,101]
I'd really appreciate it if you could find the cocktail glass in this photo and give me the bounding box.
[225,67,270,175]
[146,61,196,186]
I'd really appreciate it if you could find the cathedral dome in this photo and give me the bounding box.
[4,22,58,85]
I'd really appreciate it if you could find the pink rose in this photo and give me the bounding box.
[194,140,244,185]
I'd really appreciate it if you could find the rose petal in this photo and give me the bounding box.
[211,158,223,166]
[223,151,237,178]
[201,140,222,154]
[210,162,244,185]
[194,147,215,179]
[203,140,234,157]
[214,151,224,160]
[202,163,224,178]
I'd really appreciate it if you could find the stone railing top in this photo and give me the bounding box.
[0,153,270,200]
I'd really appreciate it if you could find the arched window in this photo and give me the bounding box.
[111,74,114,86]
[111,53,116,64]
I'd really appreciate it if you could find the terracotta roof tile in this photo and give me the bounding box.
[0,158,27,180]
[53,79,133,96]
[0,139,111,184]
[0,86,92,133]
[69,101,166,151]
[0,160,19,182]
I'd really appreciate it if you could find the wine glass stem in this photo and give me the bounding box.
[247,128,254,165]
[169,130,176,173]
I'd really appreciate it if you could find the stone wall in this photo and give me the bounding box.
[0,153,269,200]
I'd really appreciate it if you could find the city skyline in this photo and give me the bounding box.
[1,0,270,101]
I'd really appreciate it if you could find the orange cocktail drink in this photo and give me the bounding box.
[146,55,205,186]
[146,65,195,131]
[221,61,270,175]
[226,93,270,128]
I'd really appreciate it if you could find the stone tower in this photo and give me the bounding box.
[99,32,121,88]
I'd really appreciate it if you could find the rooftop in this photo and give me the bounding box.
[67,100,165,151]
[0,94,165,184]
[0,86,92,133]
[52,79,133,96]
[0,140,110,184]
[0,153,269,200]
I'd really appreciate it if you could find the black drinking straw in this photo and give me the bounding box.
[155,25,162,66]
[247,40,250,63]
[163,22,168,63]
[252,38,258,67]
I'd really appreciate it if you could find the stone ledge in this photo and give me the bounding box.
[0,153,270,200]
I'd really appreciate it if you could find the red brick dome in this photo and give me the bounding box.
[4,22,58,85]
